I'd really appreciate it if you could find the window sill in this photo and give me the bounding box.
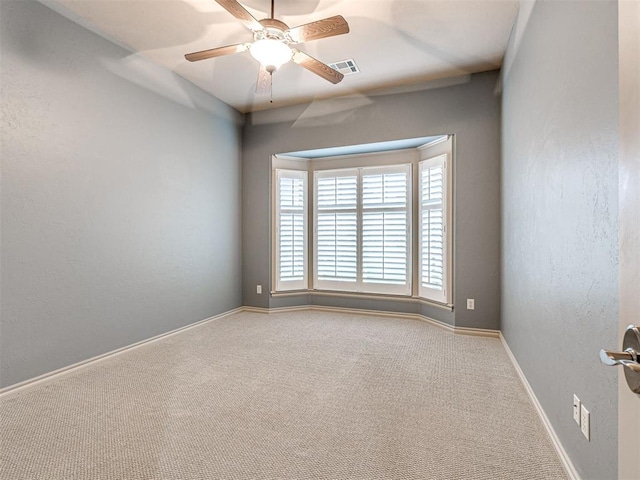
[270,289,454,311]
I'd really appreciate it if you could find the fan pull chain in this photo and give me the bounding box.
[270,72,273,103]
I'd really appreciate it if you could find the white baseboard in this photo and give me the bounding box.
[499,333,581,480]
[0,307,244,397]
[242,305,310,314]
[244,304,500,338]
[453,324,502,338]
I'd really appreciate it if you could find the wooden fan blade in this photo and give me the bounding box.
[185,43,249,62]
[292,51,344,84]
[215,0,264,32]
[256,66,272,95]
[286,15,349,43]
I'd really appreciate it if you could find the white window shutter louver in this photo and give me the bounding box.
[275,170,307,291]
[315,171,358,287]
[362,171,409,288]
[419,156,448,303]
[314,166,411,295]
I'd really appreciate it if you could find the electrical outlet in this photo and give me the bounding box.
[466,299,475,310]
[573,395,581,425]
[256,285,262,294]
[580,404,590,441]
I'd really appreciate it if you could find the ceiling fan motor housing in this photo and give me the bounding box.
[255,19,290,42]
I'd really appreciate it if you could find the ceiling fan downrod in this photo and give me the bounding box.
[271,0,274,19]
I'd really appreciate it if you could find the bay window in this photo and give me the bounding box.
[273,137,452,306]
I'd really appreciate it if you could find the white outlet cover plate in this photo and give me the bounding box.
[467,299,475,310]
[580,404,590,441]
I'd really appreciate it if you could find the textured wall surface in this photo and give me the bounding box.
[0,0,243,388]
[243,72,501,329]
[501,1,618,478]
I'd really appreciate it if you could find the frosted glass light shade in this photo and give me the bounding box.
[250,39,292,70]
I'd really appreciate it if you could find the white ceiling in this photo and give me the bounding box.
[46,0,520,113]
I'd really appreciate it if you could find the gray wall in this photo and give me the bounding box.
[243,72,501,329]
[0,0,243,388]
[501,1,618,478]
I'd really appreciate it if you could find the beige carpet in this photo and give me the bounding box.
[0,310,567,479]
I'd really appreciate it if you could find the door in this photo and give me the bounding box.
[618,1,640,478]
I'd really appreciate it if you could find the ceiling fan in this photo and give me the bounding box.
[184,0,350,96]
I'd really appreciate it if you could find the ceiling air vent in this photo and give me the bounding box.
[328,59,360,76]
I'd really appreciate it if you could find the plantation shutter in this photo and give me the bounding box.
[314,170,358,290]
[314,165,411,294]
[275,169,307,291]
[419,155,447,302]
[361,165,411,295]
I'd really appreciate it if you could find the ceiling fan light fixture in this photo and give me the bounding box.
[250,39,292,71]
